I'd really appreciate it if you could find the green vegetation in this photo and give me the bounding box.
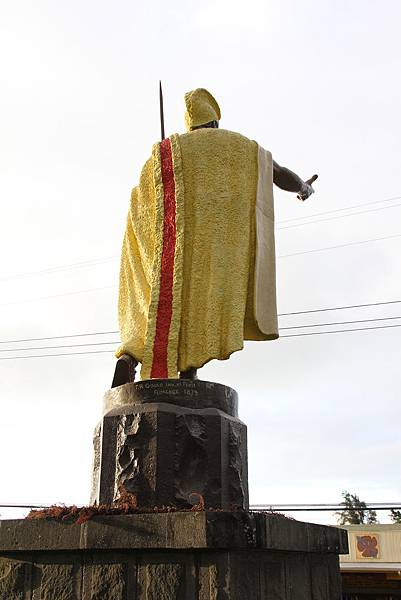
[336,491,378,525]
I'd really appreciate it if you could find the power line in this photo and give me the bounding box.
[0,323,400,360]
[0,350,115,360]
[0,285,116,307]
[279,299,401,316]
[0,256,118,283]
[0,341,120,353]
[1,502,401,512]
[280,315,401,330]
[1,300,401,346]
[250,505,401,513]
[2,231,400,308]
[278,233,401,258]
[277,202,401,231]
[1,226,400,310]
[0,331,119,345]
[0,504,50,509]
[280,323,401,338]
[253,502,401,507]
[277,194,401,224]
[2,316,401,353]
[2,195,401,285]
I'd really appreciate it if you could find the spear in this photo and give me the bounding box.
[159,81,165,141]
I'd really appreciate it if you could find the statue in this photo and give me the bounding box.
[112,88,317,387]
[0,86,346,600]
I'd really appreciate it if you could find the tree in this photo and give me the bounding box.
[335,491,378,525]
[390,509,401,523]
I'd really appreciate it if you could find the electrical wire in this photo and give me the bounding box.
[280,315,401,330]
[0,285,116,307]
[2,316,401,352]
[250,506,401,513]
[0,256,118,283]
[277,202,401,230]
[277,194,401,224]
[1,503,401,512]
[279,299,401,316]
[0,350,115,360]
[278,233,401,258]
[0,504,50,509]
[0,323,400,360]
[253,502,401,507]
[0,331,119,345]
[1,300,401,346]
[2,229,400,308]
[0,340,120,353]
[2,195,401,284]
[280,323,401,338]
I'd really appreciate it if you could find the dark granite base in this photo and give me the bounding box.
[0,512,348,599]
[92,380,249,510]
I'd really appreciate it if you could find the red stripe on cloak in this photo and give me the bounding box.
[150,139,177,378]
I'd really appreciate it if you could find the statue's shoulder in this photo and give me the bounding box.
[178,129,257,150]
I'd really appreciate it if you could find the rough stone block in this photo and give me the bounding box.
[81,513,170,550]
[229,552,261,600]
[138,563,184,599]
[89,564,126,600]
[0,520,81,553]
[0,513,348,554]
[198,560,220,600]
[310,555,330,600]
[33,564,76,600]
[326,554,342,599]
[0,558,30,600]
[265,515,308,552]
[0,512,348,599]
[260,560,286,600]
[91,380,248,510]
[284,555,311,600]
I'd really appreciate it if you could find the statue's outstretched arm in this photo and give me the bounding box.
[273,160,318,201]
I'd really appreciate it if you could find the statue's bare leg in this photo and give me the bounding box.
[180,367,198,380]
[111,354,138,388]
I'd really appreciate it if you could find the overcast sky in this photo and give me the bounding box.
[1,0,401,524]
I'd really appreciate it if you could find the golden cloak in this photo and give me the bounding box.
[117,129,278,379]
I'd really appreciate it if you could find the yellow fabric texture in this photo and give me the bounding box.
[117,129,277,377]
[117,155,161,365]
[184,88,221,131]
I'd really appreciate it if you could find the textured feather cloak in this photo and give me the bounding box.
[117,129,278,379]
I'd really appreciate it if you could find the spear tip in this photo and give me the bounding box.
[159,80,165,141]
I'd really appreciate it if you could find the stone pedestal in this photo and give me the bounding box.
[91,380,248,510]
[0,512,348,599]
[0,380,349,598]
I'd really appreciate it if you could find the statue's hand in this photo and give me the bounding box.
[297,174,318,201]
